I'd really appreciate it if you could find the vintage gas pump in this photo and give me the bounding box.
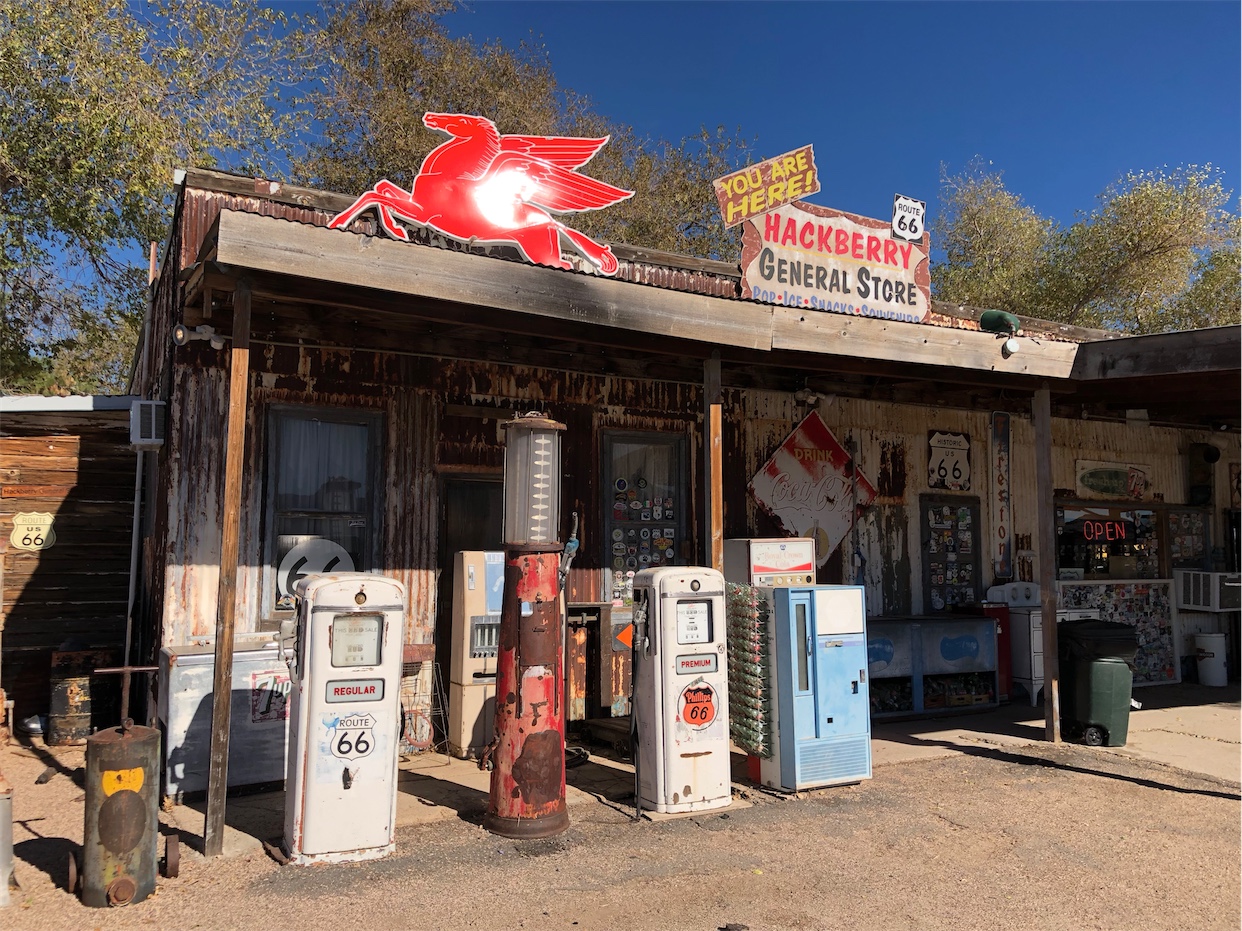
[483,413,570,839]
[631,566,732,813]
[281,573,406,864]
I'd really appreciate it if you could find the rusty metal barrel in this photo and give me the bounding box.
[48,650,110,746]
[81,719,159,907]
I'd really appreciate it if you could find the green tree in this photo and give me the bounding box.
[292,0,750,260]
[932,158,1239,333]
[0,0,299,393]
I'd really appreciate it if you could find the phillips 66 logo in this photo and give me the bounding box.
[679,681,718,729]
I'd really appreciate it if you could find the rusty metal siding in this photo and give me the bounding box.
[614,260,739,298]
[178,189,333,271]
[727,392,993,615]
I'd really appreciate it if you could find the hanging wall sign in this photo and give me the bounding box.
[740,201,931,323]
[991,412,1012,580]
[329,112,634,275]
[749,411,877,566]
[928,431,971,491]
[712,145,820,227]
[1075,460,1152,500]
[10,512,56,551]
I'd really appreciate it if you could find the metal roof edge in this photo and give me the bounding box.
[0,395,138,412]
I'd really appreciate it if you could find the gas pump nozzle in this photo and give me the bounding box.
[558,511,580,592]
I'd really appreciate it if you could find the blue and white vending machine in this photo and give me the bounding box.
[764,585,871,792]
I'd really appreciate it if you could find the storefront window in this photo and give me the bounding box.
[267,407,382,610]
[1056,506,1158,579]
[602,432,687,609]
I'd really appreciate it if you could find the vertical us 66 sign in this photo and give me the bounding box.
[892,194,926,243]
[928,431,971,491]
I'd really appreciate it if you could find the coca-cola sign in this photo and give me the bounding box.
[749,411,877,565]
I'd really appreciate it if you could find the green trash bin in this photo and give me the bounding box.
[1058,619,1139,747]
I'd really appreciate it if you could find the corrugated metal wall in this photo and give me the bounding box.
[154,346,708,646]
[724,392,1236,618]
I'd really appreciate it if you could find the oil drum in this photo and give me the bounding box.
[81,719,159,907]
[48,650,114,746]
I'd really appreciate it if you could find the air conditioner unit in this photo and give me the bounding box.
[130,399,167,448]
[1174,570,1241,613]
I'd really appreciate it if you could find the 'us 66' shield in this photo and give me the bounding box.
[326,712,377,760]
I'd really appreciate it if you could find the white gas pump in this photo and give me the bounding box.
[631,566,732,814]
[281,573,406,865]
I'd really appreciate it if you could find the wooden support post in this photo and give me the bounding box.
[204,280,252,856]
[704,353,723,573]
[1033,386,1061,743]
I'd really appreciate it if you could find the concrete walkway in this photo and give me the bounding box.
[157,679,1239,859]
[871,680,1241,783]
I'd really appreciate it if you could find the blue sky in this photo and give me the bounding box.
[438,0,1241,229]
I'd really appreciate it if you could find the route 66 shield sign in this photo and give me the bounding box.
[10,512,56,551]
[328,712,377,761]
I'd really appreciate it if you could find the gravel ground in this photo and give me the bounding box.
[2,735,1239,931]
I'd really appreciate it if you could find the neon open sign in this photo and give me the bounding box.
[1082,520,1128,541]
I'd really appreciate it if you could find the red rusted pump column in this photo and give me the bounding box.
[483,413,569,839]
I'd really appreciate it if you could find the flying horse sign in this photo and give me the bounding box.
[330,112,634,275]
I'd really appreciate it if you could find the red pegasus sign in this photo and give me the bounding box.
[329,112,634,275]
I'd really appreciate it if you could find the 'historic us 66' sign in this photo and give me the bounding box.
[741,201,931,323]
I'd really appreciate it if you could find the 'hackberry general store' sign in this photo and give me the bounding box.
[740,201,931,323]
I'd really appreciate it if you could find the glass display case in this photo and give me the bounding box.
[602,432,687,609]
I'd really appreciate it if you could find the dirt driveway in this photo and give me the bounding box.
[3,731,1239,931]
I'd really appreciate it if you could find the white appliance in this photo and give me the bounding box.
[986,582,1043,609]
[283,573,405,865]
[158,634,291,801]
[1004,581,1099,706]
[1175,570,1242,613]
[448,551,504,758]
[631,566,731,814]
[724,538,816,587]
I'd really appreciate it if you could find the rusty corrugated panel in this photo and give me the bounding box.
[565,620,589,722]
[179,189,332,270]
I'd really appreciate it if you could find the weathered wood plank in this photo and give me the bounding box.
[1071,325,1241,380]
[205,278,252,858]
[1034,387,1061,743]
[213,210,774,353]
[0,437,81,459]
[1,500,132,517]
[771,305,1080,379]
[0,467,134,488]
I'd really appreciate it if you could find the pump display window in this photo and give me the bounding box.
[266,407,383,611]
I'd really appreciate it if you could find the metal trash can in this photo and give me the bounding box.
[1059,620,1139,747]
[1195,633,1228,687]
